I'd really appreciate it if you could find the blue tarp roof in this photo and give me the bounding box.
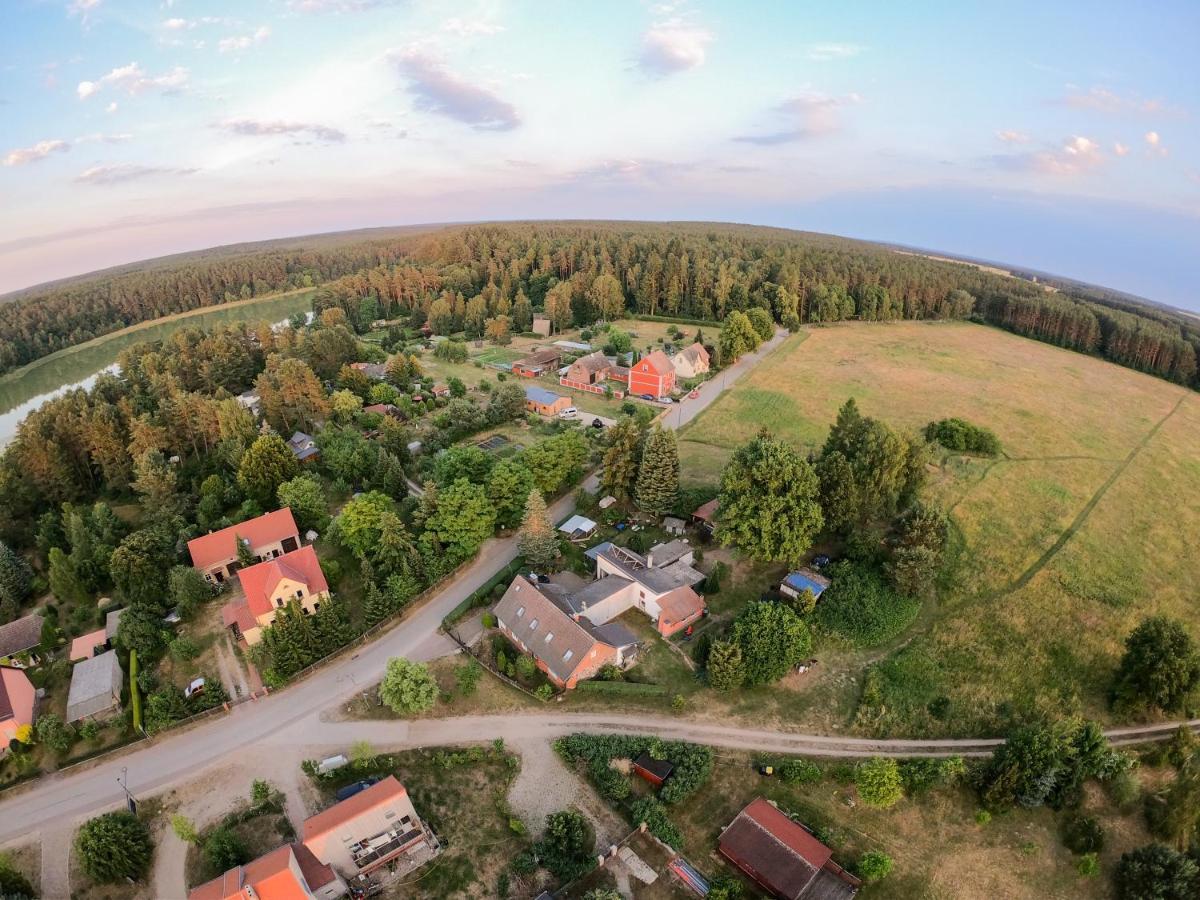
[524,385,564,405]
[783,570,830,596]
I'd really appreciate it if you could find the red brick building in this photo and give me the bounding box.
[628,349,676,398]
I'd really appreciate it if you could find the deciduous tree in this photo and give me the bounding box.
[379,657,437,715]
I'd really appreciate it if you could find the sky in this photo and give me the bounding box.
[1,0,1198,309]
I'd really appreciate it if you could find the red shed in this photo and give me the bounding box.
[632,752,674,787]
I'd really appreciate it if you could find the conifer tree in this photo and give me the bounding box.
[601,419,642,505]
[517,489,558,569]
[634,427,679,516]
[364,582,391,628]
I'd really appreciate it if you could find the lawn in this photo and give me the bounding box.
[676,320,1200,736]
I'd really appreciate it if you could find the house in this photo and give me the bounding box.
[719,798,860,900]
[66,650,123,723]
[531,315,552,337]
[236,390,261,417]
[559,351,628,397]
[662,516,686,536]
[524,386,572,417]
[350,361,388,381]
[303,776,437,877]
[0,666,36,745]
[187,508,301,585]
[671,342,711,379]
[692,497,718,533]
[0,614,44,665]
[221,545,331,646]
[188,842,346,900]
[628,349,676,398]
[512,349,562,378]
[591,542,706,636]
[431,383,451,398]
[492,577,639,689]
[558,514,598,540]
[363,403,405,420]
[632,752,674,787]
[69,628,109,662]
[288,431,322,463]
[780,570,831,602]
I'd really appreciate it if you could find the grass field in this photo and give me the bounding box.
[677,320,1199,735]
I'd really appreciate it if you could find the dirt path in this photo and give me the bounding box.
[152,818,189,900]
[215,635,250,700]
[38,822,73,900]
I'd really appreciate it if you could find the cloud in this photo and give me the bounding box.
[390,49,520,131]
[1114,141,1130,156]
[441,17,505,36]
[75,163,197,185]
[995,130,1030,144]
[75,132,133,144]
[77,63,189,100]
[994,135,1105,176]
[68,0,101,22]
[288,0,399,12]
[3,140,70,167]
[218,118,347,142]
[106,101,118,113]
[218,26,271,53]
[637,18,714,76]
[1145,130,1168,157]
[1059,85,1168,116]
[734,92,861,145]
[162,17,190,30]
[804,43,863,62]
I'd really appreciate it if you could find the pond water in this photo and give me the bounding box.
[0,292,315,448]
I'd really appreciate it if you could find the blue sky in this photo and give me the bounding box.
[1,0,1197,308]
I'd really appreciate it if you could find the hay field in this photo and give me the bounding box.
[678,320,1198,734]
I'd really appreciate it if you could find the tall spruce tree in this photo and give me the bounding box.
[634,427,679,516]
[517,489,558,570]
[601,419,642,505]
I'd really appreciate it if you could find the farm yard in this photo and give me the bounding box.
[677,320,1200,736]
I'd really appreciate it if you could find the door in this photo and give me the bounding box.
[282,537,298,553]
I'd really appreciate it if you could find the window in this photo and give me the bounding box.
[516,606,525,618]
[563,649,574,662]
[313,602,320,612]
[529,618,539,631]
[385,811,396,820]
[275,597,284,608]
[295,590,303,599]
[544,632,554,643]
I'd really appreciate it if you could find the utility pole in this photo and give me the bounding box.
[117,767,138,815]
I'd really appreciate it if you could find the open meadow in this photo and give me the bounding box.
[678,320,1199,736]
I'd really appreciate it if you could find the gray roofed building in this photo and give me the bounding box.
[647,539,693,568]
[559,574,634,616]
[584,541,614,561]
[104,607,125,641]
[0,613,44,659]
[66,650,123,723]
[596,544,693,594]
[287,431,321,462]
[493,579,608,685]
[589,621,640,650]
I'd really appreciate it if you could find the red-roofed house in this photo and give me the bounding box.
[68,628,109,663]
[303,776,436,877]
[628,349,676,398]
[221,545,330,646]
[188,842,345,900]
[0,666,36,745]
[719,798,860,900]
[187,509,301,585]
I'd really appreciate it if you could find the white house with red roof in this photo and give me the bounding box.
[187,508,301,585]
[628,349,676,398]
[221,544,330,646]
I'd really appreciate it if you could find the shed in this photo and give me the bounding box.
[662,516,686,536]
[0,614,44,660]
[66,650,123,723]
[104,607,125,641]
[598,495,617,510]
[69,628,109,663]
[558,515,598,539]
[632,751,675,787]
[781,570,831,601]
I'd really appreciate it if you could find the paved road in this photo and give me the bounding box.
[0,331,789,846]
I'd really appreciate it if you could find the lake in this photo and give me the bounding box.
[0,291,316,448]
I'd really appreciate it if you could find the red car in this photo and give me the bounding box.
[688,389,700,399]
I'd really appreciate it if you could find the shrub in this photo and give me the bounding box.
[481,612,497,628]
[1062,815,1105,854]
[204,828,249,871]
[817,561,920,647]
[171,814,198,844]
[251,779,272,805]
[35,712,73,754]
[629,796,682,847]
[924,418,1001,456]
[515,654,536,680]
[0,858,35,899]
[778,759,822,785]
[1114,844,1198,899]
[75,812,154,883]
[855,758,903,808]
[857,850,894,882]
[538,810,594,881]
[975,810,992,825]
[1078,852,1100,877]
[707,875,745,900]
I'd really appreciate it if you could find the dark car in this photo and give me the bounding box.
[591,418,604,429]
[641,393,654,401]
[812,554,831,570]
[335,777,380,802]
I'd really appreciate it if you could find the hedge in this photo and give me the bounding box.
[574,680,667,696]
[129,650,143,733]
[443,556,525,629]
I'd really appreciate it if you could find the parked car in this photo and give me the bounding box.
[658,396,674,404]
[184,677,205,699]
[591,418,604,428]
[335,777,380,802]
[317,754,349,775]
[688,389,700,399]
[812,554,831,570]
[558,407,578,419]
[640,393,654,401]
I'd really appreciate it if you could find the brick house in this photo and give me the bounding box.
[189,843,346,900]
[524,386,572,417]
[187,508,301,585]
[511,349,562,378]
[628,349,676,397]
[221,545,330,646]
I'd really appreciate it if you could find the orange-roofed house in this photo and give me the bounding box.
[188,842,346,900]
[187,508,301,585]
[221,545,330,646]
[628,349,676,398]
[303,776,436,877]
[0,666,36,745]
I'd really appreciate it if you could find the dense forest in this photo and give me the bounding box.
[3,221,1197,387]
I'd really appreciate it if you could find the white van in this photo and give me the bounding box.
[558,407,578,419]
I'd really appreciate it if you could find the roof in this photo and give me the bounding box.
[597,544,694,594]
[584,541,615,561]
[693,497,719,524]
[66,650,122,722]
[493,578,607,683]
[524,385,566,406]
[287,432,321,460]
[656,586,706,624]
[0,614,43,658]
[188,842,339,900]
[363,403,399,415]
[677,342,710,365]
[561,574,634,616]
[104,607,125,641]
[554,340,593,351]
[633,752,675,781]
[648,539,691,567]
[661,559,706,588]
[0,666,34,724]
[236,545,328,618]
[303,775,409,841]
[221,598,258,634]
[570,350,611,373]
[783,569,831,597]
[636,349,674,376]
[69,628,108,662]
[590,621,640,649]
[558,514,598,536]
[187,508,300,570]
[515,348,562,367]
[720,799,850,900]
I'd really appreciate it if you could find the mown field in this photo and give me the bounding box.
[678,320,1199,735]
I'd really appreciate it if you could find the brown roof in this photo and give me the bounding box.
[493,577,607,682]
[571,351,611,373]
[236,546,328,618]
[720,798,858,900]
[656,586,706,623]
[679,342,710,365]
[515,349,561,367]
[303,775,409,841]
[187,509,299,570]
[0,614,43,658]
[692,497,718,524]
[221,598,258,634]
[188,842,338,900]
